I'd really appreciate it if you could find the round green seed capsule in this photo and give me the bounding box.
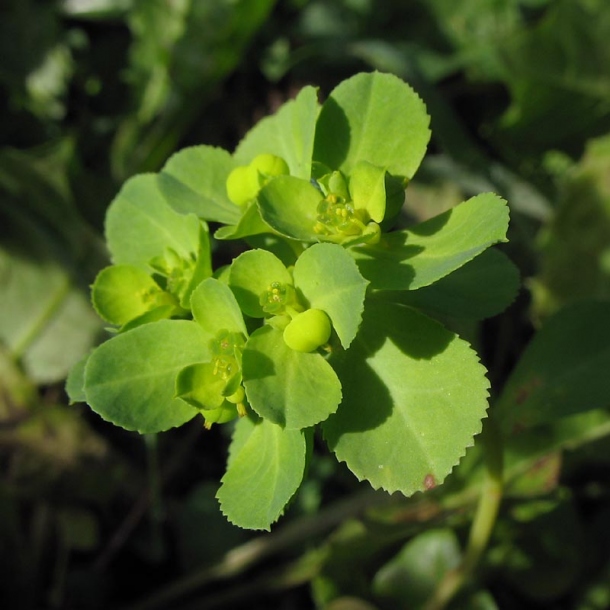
[226,165,259,206]
[283,309,332,352]
[250,153,289,178]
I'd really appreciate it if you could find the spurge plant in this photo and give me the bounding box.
[68,72,514,530]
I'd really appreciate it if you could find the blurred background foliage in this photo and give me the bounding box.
[1,0,610,608]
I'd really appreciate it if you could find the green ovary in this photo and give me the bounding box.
[283,309,332,352]
[226,153,289,206]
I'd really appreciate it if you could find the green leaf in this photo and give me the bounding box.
[392,248,520,320]
[0,245,101,384]
[349,161,387,222]
[91,265,177,326]
[314,72,431,179]
[84,320,209,433]
[503,409,610,494]
[217,416,307,530]
[324,300,489,495]
[105,173,203,270]
[373,529,462,608]
[258,175,322,242]
[176,362,226,410]
[229,249,294,318]
[293,243,369,348]
[214,201,272,241]
[234,86,319,180]
[65,353,89,404]
[530,133,610,320]
[351,192,509,290]
[495,300,610,431]
[190,278,248,338]
[242,325,342,429]
[159,145,242,225]
[179,223,213,308]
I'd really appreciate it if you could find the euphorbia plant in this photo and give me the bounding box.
[68,72,515,530]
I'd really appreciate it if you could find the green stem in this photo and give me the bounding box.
[425,418,504,610]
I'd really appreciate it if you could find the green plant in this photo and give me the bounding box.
[67,71,516,532]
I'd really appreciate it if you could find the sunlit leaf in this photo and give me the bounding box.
[105,173,203,270]
[351,192,509,290]
[242,325,342,429]
[217,416,307,530]
[314,72,430,179]
[159,145,241,225]
[190,278,248,339]
[235,86,319,180]
[293,243,369,348]
[258,175,322,242]
[229,249,294,318]
[84,320,208,433]
[392,248,520,320]
[324,300,489,495]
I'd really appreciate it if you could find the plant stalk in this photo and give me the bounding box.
[425,418,504,610]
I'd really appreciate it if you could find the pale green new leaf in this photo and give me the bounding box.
[84,320,209,433]
[214,200,272,241]
[242,325,342,429]
[258,175,322,242]
[351,192,509,290]
[229,249,294,318]
[293,243,369,348]
[105,173,203,270]
[324,300,489,495]
[217,416,307,530]
[190,278,248,338]
[349,161,387,222]
[159,145,241,225]
[314,72,431,178]
[91,265,174,326]
[234,86,319,180]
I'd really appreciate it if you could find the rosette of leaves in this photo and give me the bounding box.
[69,72,518,531]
